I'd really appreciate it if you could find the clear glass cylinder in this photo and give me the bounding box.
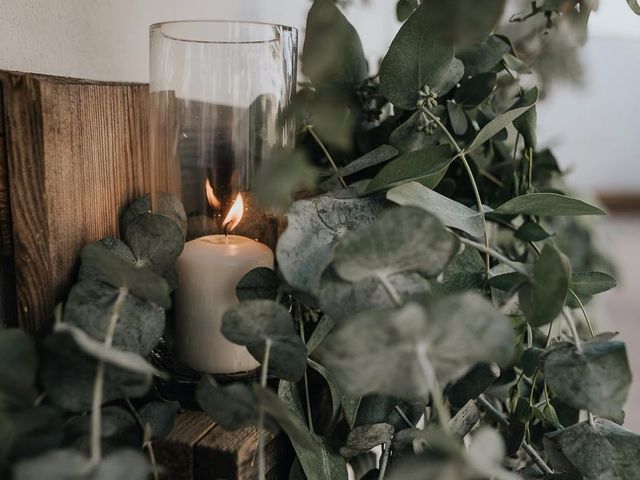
[149,20,298,246]
[149,21,297,376]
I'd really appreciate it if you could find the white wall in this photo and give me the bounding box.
[1,0,638,191]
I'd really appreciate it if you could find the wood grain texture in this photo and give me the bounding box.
[195,425,282,480]
[0,71,153,332]
[153,411,216,480]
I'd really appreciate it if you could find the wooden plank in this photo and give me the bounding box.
[153,411,216,480]
[0,71,152,332]
[0,79,17,327]
[194,425,283,480]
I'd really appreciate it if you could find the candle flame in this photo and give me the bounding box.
[222,193,244,235]
[205,178,221,209]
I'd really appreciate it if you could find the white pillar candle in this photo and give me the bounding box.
[175,234,274,374]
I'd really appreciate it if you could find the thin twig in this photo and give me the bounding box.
[477,395,554,475]
[416,343,451,430]
[422,107,490,272]
[394,405,416,429]
[569,289,596,338]
[90,287,128,466]
[458,237,530,276]
[562,308,583,353]
[305,124,348,189]
[125,398,160,480]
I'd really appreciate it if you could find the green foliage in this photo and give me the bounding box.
[5,1,636,478]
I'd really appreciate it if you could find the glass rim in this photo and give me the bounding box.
[150,20,298,45]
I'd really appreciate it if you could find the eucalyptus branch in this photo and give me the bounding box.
[258,338,272,480]
[562,308,583,353]
[125,398,159,480]
[457,237,530,276]
[477,395,554,475]
[90,287,128,466]
[421,107,490,272]
[305,124,348,189]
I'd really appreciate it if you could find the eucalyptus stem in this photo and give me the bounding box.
[477,395,554,475]
[378,442,391,480]
[569,290,596,338]
[305,124,348,189]
[416,343,451,431]
[562,308,583,353]
[125,398,159,480]
[422,107,490,272]
[458,237,530,276]
[298,315,315,434]
[394,405,416,429]
[90,287,128,466]
[377,273,403,307]
[258,338,272,480]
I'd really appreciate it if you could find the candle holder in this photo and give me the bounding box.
[149,21,297,379]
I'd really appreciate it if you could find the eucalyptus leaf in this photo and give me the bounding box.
[545,418,640,479]
[221,300,307,381]
[447,101,468,135]
[420,0,507,48]
[514,222,554,242]
[278,381,349,480]
[319,267,430,324]
[445,363,500,408]
[121,192,186,235]
[4,406,64,458]
[387,182,485,238]
[320,293,514,400]
[302,0,368,88]
[513,88,539,150]
[236,267,279,301]
[365,145,455,194]
[138,401,180,440]
[276,192,383,296]
[457,35,511,77]
[338,145,399,177]
[305,315,335,355]
[121,212,185,281]
[430,246,485,295]
[196,376,273,431]
[454,72,497,108]
[340,423,394,458]
[628,0,640,15]
[379,3,455,109]
[488,272,529,292]
[466,95,537,153]
[40,332,152,412]
[570,272,617,296]
[253,385,319,454]
[65,280,164,356]
[255,150,318,213]
[80,243,171,309]
[494,193,606,217]
[54,323,163,378]
[388,110,443,153]
[545,340,631,419]
[519,244,571,327]
[0,329,37,408]
[308,359,341,428]
[396,0,418,21]
[333,206,459,282]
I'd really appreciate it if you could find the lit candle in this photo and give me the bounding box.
[175,188,274,374]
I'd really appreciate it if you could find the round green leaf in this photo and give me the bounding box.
[221,300,307,381]
[545,340,631,419]
[276,192,383,296]
[65,280,164,356]
[236,267,279,301]
[120,192,187,238]
[333,206,459,282]
[457,35,511,76]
